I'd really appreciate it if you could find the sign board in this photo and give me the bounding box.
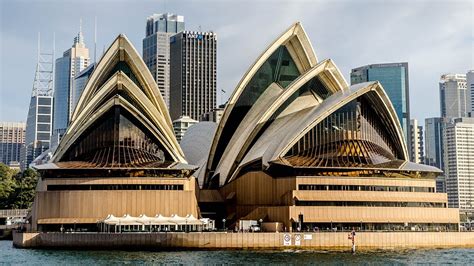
[283,233,291,246]
[304,234,312,240]
[295,234,302,246]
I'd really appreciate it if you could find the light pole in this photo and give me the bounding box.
[259,218,263,232]
[222,218,226,231]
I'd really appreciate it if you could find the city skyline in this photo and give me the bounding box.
[0,0,472,123]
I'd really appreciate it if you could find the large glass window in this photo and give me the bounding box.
[284,95,403,167]
[37,115,51,123]
[37,124,50,132]
[61,107,172,167]
[38,97,52,105]
[38,106,51,114]
[209,45,300,175]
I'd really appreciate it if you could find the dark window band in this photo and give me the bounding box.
[298,184,435,193]
[47,184,183,191]
[295,200,445,208]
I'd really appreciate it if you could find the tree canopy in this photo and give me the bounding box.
[0,163,38,209]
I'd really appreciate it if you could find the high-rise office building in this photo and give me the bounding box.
[21,39,54,170]
[71,63,95,113]
[173,116,198,143]
[350,63,411,152]
[444,117,474,214]
[51,27,90,148]
[143,13,184,109]
[170,31,217,121]
[0,122,26,167]
[466,70,474,116]
[200,106,224,124]
[424,117,446,169]
[424,117,447,193]
[22,95,53,170]
[439,73,468,119]
[409,119,424,164]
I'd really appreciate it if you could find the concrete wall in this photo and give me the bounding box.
[13,231,474,250]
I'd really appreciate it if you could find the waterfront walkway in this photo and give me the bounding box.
[13,231,474,250]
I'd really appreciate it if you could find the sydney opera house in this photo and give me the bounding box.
[30,23,459,232]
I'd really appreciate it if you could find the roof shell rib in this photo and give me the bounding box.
[52,34,186,166]
[224,81,411,184]
[259,81,409,167]
[214,59,349,184]
[205,22,318,185]
[199,22,437,187]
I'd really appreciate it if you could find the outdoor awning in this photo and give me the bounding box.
[38,218,99,224]
[100,214,203,226]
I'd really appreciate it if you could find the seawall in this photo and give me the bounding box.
[13,231,474,250]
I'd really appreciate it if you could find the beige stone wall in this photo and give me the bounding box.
[218,171,459,226]
[289,206,460,223]
[13,231,474,250]
[32,176,201,230]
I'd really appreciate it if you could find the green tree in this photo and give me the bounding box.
[10,168,39,209]
[0,163,17,208]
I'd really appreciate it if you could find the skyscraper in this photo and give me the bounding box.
[424,117,446,169]
[350,63,410,152]
[424,117,447,193]
[51,27,90,148]
[21,37,54,170]
[143,13,184,109]
[444,117,474,215]
[0,122,26,167]
[466,70,474,116]
[173,116,198,143]
[409,119,424,164]
[71,63,95,113]
[170,31,217,121]
[439,73,468,119]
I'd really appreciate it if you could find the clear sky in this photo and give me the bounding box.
[0,0,472,123]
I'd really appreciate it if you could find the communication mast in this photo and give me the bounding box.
[32,32,54,97]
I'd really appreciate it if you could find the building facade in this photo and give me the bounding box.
[424,117,447,193]
[170,31,217,121]
[350,63,411,156]
[71,63,95,113]
[0,122,26,167]
[190,23,457,231]
[51,29,90,149]
[444,117,474,215]
[200,106,224,124]
[30,35,198,232]
[467,70,474,117]
[173,116,198,143]
[29,24,459,234]
[143,13,184,109]
[440,74,468,119]
[409,119,424,164]
[22,96,53,169]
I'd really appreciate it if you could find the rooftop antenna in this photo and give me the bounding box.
[52,32,55,93]
[32,32,54,97]
[94,16,97,63]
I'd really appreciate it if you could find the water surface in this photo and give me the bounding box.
[1,241,474,264]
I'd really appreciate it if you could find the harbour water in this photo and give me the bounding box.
[2,241,474,264]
